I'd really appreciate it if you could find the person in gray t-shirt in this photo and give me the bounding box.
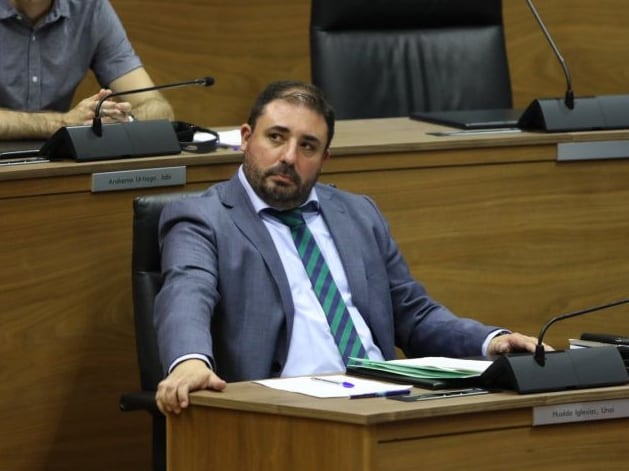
[0,0,174,139]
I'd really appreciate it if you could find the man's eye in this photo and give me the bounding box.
[301,141,319,152]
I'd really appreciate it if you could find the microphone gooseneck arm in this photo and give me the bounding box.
[92,76,215,136]
[525,0,574,109]
[534,297,629,365]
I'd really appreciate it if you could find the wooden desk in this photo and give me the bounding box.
[2,118,629,471]
[169,381,629,470]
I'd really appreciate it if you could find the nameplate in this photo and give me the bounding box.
[91,166,186,193]
[557,140,629,161]
[533,398,629,426]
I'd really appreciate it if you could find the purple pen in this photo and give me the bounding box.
[311,377,355,388]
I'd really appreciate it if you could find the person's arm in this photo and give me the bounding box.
[0,108,65,140]
[0,68,174,140]
[154,197,224,414]
[0,79,167,140]
[0,89,115,140]
[108,67,174,121]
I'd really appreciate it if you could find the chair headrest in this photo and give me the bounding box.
[311,0,504,30]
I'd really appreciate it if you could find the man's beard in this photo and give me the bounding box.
[243,157,317,210]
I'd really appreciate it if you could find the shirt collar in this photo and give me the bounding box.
[237,165,320,215]
[52,0,70,18]
[0,0,69,23]
[0,1,17,20]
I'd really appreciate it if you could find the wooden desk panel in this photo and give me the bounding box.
[168,383,629,470]
[378,419,627,470]
[171,407,369,470]
[2,119,629,470]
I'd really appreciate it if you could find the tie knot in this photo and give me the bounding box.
[265,202,318,229]
[265,208,305,228]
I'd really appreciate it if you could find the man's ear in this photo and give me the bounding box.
[322,148,331,162]
[240,123,251,150]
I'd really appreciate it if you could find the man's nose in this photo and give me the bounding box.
[281,141,298,163]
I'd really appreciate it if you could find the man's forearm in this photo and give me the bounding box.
[0,92,174,140]
[0,108,66,139]
[131,94,174,121]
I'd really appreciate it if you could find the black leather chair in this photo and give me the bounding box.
[119,191,202,471]
[310,0,513,119]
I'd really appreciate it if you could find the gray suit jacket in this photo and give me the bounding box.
[154,175,499,381]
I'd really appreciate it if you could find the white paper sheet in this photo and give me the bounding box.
[255,374,412,398]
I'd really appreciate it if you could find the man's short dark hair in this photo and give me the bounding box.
[246,80,336,149]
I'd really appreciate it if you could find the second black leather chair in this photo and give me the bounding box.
[310,0,513,119]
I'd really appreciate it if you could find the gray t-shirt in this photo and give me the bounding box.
[0,0,142,112]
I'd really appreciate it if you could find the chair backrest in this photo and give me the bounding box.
[310,0,513,119]
[131,191,202,393]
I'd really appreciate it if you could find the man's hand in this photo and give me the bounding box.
[65,89,133,126]
[155,359,226,415]
[487,332,554,355]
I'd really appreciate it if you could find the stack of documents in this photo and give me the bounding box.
[347,357,493,389]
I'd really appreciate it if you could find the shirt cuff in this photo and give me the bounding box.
[482,329,511,356]
[167,353,212,374]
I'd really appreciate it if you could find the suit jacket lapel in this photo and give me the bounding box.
[220,176,296,328]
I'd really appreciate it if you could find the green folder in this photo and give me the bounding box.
[347,357,490,389]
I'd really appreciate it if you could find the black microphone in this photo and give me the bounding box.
[39,75,215,162]
[518,0,629,132]
[524,0,574,110]
[534,297,629,366]
[92,76,215,136]
[481,297,629,393]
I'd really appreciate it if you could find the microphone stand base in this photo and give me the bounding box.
[481,346,629,394]
[518,95,629,132]
[39,120,181,161]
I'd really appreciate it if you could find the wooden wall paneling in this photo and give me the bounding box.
[503,0,629,109]
[74,1,629,127]
[76,0,312,126]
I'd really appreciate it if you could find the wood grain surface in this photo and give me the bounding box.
[3,1,629,470]
[74,1,629,126]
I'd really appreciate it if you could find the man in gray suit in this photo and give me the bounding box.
[155,80,544,415]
